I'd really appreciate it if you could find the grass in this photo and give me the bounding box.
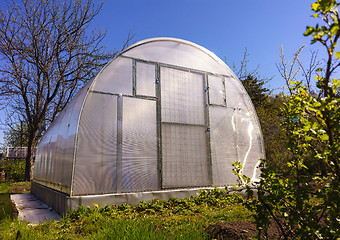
[0,181,30,221]
[0,182,252,239]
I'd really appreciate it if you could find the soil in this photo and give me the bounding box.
[206,221,281,239]
[8,182,31,193]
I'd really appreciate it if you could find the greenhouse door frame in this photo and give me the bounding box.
[157,64,213,189]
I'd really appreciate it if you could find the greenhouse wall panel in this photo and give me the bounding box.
[121,97,158,192]
[73,93,117,195]
[209,107,238,185]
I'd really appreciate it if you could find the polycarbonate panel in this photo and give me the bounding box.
[136,62,156,97]
[40,121,59,183]
[123,40,230,75]
[161,67,205,125]
[33,140,43,180]
[162,124,209,188]
[121,97,158,192]
[52,84,90,193]
[33,128,51,182]
[209,107,238,185]
[235,110,263,181]
[91,57,133,95]
[33,80,92,194]
[73,92,117,195]
[208,75,225,105]
[53,108,70,187]
[225,76,251,110]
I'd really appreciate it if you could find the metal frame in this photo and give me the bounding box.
[207,74,227,107]
[134,59,157,98]
[116,95,123,193]
[204,73,213,186]
[156,63,162,190]
[159,65,211,189]
[84,56,243,191]
[31,38,266,218]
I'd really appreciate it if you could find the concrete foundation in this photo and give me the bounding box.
[31,181,227,215]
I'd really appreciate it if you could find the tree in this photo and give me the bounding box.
[232,51,291,173]
[0,0,132,181]
[231,50,271,108]
[3,122,29,148]
[235,0,340,238]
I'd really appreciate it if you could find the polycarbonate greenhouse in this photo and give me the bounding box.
[31,38,265,214]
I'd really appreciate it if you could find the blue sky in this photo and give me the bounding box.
[0,0,332,145]
[94,0,323,86]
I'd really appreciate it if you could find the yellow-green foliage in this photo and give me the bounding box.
[0,187,251,240]
[234,1,340,239]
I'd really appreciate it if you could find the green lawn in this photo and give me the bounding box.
[0,182,251,239]
[0,181,31,221]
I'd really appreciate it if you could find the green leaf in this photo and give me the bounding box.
[319,0,336,12]
[305,135,313,141]
[311,2,320,11]
[320,134,329,141]
[335,52,340,59]
[330,24,339,36]
[304,26,314,36]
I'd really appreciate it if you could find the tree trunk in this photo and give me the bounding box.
[24,133,36,181]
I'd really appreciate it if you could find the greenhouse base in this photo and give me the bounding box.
[31,181,227,215]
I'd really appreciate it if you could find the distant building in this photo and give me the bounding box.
[6,147,28,159]
[5,147,36,160]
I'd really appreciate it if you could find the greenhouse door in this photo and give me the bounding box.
[160,66,210,188]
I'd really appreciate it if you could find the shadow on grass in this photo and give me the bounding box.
[0,193,14,220]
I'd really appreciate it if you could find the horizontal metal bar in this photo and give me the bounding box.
[161,121,207,128]
[90,90,158,101]
[120,55,230,78]
[209,103,227,107]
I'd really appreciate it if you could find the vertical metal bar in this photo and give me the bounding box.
[116,95,123,193]
[156,63,162,189]
[204,73,213,186]
[222,76,227,106]
[133,60,137,96]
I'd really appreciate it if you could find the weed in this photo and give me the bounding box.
[0,183,251,239]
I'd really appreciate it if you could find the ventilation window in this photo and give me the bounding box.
[136,62,156,97]
[208,75,226,106]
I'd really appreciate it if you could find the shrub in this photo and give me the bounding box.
[4,159,25,181]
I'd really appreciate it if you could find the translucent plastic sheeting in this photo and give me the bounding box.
[123,40,231,76]
[208,75,226,106]
[34,81,92,194]
[91,57,133,95]
[136,62,156,97]
[225,76,251,110]
[33,136,44,180]
[33,121,58,185]
[52,106,72,190]
[162,124,210,188]
[209,107,239,185]
[73,92,117,195]
[33,38,265,202]
[235,110,263,181]
[121,97,158,192]
[161,67,205,125]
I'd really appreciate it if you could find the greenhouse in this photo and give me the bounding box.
[31,37,265,214]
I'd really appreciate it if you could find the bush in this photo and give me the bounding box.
[234,1,340,238]
[4,159,25,181]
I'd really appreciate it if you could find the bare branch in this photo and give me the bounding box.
[0,0,133,180]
